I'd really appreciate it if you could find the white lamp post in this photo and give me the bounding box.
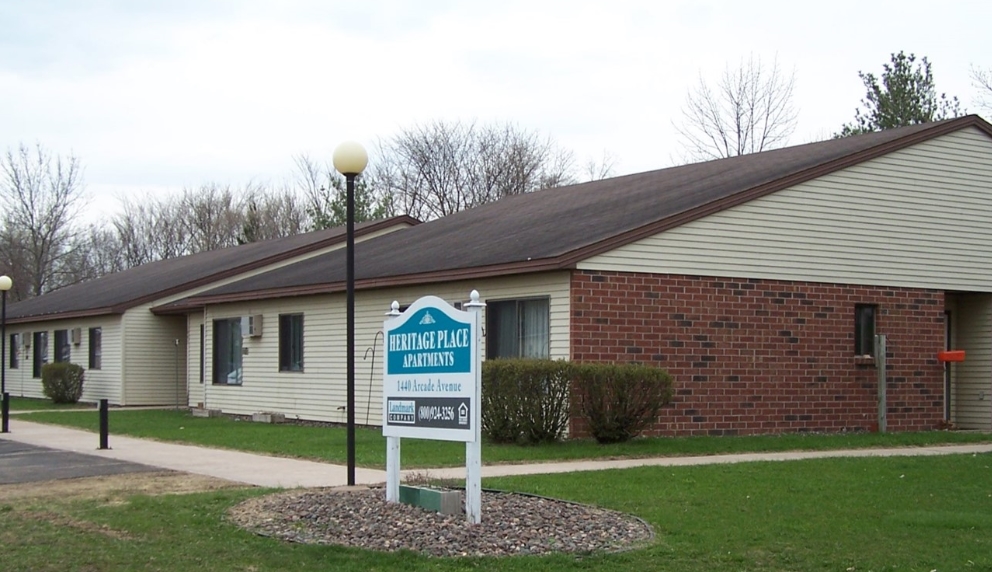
[0,274,12,433]
[333,141,368,487]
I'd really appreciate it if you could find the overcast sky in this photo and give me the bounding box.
[2,0,990,220]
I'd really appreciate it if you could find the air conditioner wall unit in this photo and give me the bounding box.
[242,315,263,338]
[71,327,82,345]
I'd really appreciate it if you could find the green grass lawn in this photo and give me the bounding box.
[1,454,990,571]
[6,396,94,411]
[19,408,992,469]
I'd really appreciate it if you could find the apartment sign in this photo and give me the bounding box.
[383,295,480,442]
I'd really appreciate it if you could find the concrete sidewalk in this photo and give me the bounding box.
[414,441,992,480]
[2,417,991,488]
[0,418,386,487]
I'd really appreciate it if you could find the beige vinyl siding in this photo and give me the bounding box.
[952,294,992,430]
[4,328,42,400]
[121,308,186,405]
[579,127,992,292]
[117,226,410,406]
[81,318,123,403]
[1,317,122,403]
[187,313,206,407]
[193,271,570,424]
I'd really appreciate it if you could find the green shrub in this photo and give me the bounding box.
[574,362,673,444]
[481,359,571,444]
[41,362,85,404]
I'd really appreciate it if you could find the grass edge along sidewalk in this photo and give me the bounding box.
[17,407,992,469]
[7,397,93,411]
[1,453,991,571]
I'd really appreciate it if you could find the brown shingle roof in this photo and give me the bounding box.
[152,115,990,310]
[7,216,418,323]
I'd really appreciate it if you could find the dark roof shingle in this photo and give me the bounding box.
[8,216,417,322]
[170,116,991,309]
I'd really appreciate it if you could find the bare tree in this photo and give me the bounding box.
[537,146,577,189]
[178,184,244,253]
[369,120,576,221]
[0,143,88,298]
[53,224,127,286]
[971,65,992,114]
[584,150,617,181]
[238,186,310,243]
[293,154,392,230]
[79,225,127,277]
[0,226,33,301]
[113,194,189,267]
[111,182,312,268]
[675,55,798,161]
[293,153,336,219]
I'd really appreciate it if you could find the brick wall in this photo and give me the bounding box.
[570,270,945,436]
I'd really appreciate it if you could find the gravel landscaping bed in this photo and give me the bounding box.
[229,487,653,558]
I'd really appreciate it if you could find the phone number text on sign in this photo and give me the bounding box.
[385,397,470,430]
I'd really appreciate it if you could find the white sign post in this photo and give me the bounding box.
[383,290,484,523]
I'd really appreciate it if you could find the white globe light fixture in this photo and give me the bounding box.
[333,141,368,176]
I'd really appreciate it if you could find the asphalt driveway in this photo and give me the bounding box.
[0,439,157,484]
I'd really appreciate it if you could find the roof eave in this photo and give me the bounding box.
[6,307,122,325]
[114,215,420,312]
[151,258,568,312]
[559,115,992,266]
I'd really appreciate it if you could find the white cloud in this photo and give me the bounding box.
[2,0,990,223]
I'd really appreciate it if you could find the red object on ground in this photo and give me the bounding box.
[937,350,966,362]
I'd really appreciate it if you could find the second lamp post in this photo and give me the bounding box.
[0,274,12,433]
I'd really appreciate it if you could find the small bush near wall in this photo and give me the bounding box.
[481,359,571,445]
[574,363,673,444]
[41,363,85,404]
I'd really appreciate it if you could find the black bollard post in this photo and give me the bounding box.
[1,392,8,433]
[99,399,109,450]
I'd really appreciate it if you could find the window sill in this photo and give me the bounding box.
[854,356,876,367]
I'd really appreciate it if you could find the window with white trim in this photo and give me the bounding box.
[33,331,48,378]
[485,298,550,359]
[855,304,877,356]
[9,333,19,370]
[88,327,102,370]
[54,329,70,363]
[213,318,243,385]
[279,314,304,372]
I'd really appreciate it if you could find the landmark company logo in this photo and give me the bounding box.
[386,399,415,424]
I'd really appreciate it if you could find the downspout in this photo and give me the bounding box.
[876,334,887,433]
[174,336,180,409]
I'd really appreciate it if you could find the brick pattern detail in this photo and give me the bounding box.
[570,270,946,437]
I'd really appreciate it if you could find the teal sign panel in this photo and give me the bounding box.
[386,307,472,375]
